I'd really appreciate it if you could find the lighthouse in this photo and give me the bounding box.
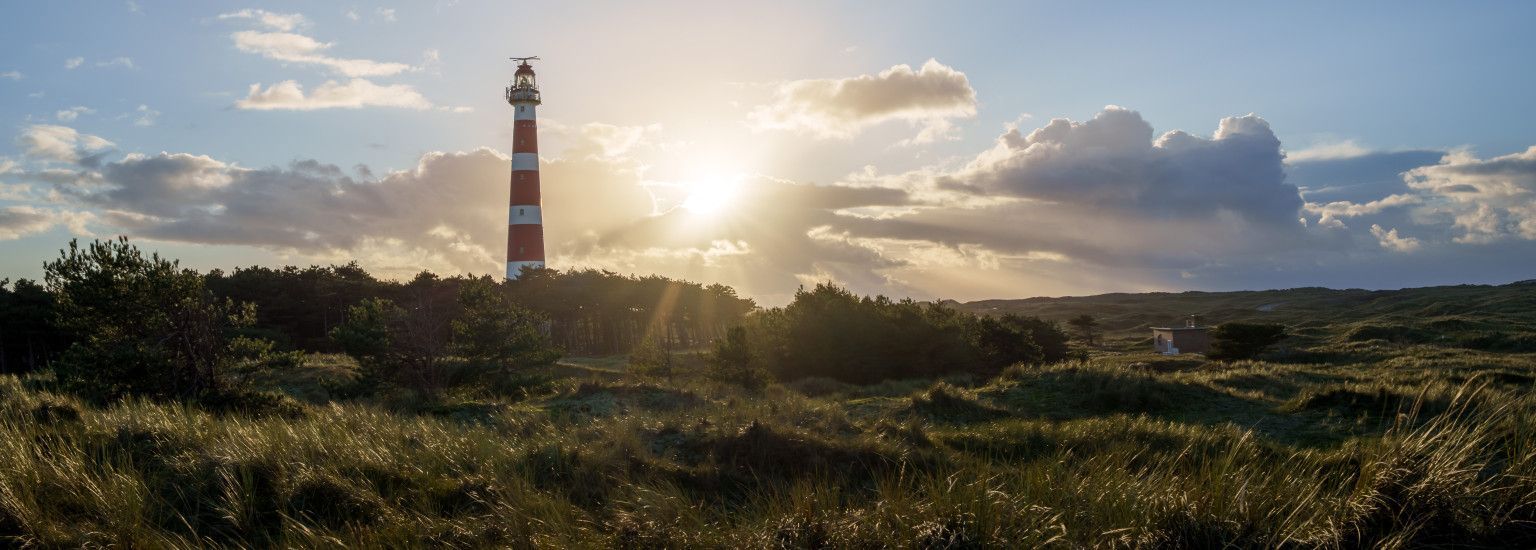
[505,56,545,279]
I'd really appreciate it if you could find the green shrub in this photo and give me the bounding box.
[46,238,255,401]
[1208,323,1287,360]
[627,336,673,379]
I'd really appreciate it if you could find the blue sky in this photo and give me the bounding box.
[2,1,1534,303]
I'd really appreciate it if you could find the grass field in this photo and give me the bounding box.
[3,333,1536,547]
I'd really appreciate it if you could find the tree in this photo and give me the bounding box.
[331,295,454,392]
[711,326,768,391]
[1000,314,1072,364]
[969,315,1044,370]
[1208,323,1287,360]
[627,336,673,379]
[1067,314,1101,347]
[46,238,252,400]
[0,278,69,374]
[451,276,560,370]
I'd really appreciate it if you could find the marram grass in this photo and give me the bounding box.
[2,350,1536,547]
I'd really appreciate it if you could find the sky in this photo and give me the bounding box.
[2,1,1534,305]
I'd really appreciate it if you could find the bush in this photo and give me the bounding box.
[451,276,560,370]
[627,336,673,379]
[46,238,254,401]
[710,327,769,392]
[749,284,1065,384]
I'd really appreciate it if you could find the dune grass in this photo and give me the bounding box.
[2,345,1536,547]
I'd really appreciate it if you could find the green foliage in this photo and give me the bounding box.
[329,298,398,361]
[1067,313,1100,346]
[333,295,452,392]
[748,284,1066,383]
[1209,322,1288,360]
[0,278,68,373]
[627,336,673,378]
[45,238,253,401]
[710,326,769,391]
[450,276,559,370]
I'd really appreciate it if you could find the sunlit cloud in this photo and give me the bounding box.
[235,79,433,110]
[748,59,977,142]
[217,8,308,32]
[231,30,413,77]
[16,125,114,164]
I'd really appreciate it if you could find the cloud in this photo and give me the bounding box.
[571,123,658,158]
[376,8,397,22]
[0,206,93,240]
[29,123,921,298]
[64,57,84,70]
[55,106,94,122]
[96,57,135,69]
[0,71,21,80]
[132,104,160,126]
[235,79,433,110]
[1403,146,1536,243]
[1370,224,1421,252]
[748,59,977,141]
[951,106,1301,225]
[217,8,307,32]
[231,30,412,77]
[16,125,114,164]
[1287,139,1372,162]
[1305,193,1421,228]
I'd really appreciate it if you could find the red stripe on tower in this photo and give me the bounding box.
[505,57,545,279]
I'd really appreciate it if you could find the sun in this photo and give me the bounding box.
[679,175,742,216]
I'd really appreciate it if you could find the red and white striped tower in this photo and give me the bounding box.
[505,57,545,279]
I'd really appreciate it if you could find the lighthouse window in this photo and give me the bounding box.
[519,208,525,215]
[518,247,525,254]
[518,106,524,113]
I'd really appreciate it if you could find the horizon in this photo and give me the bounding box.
[3,1,1535,306]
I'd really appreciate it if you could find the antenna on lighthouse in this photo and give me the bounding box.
[509,56,540,65]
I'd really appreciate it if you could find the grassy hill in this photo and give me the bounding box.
[955,280,1536,350]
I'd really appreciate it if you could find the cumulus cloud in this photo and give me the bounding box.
[1403,146,1536,243]
[1305,193,1421,228]
[230,30,413,77]
[64,57,84,70]
[55,106,94,122]
[0,71,21,80]
[235,79,433,110]
[217,8,307,32]
[0,206,93,240]
[951,106,1301,225]
[748,59,976,141]
[16,125,114,164]
[1370,224,1421,252]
